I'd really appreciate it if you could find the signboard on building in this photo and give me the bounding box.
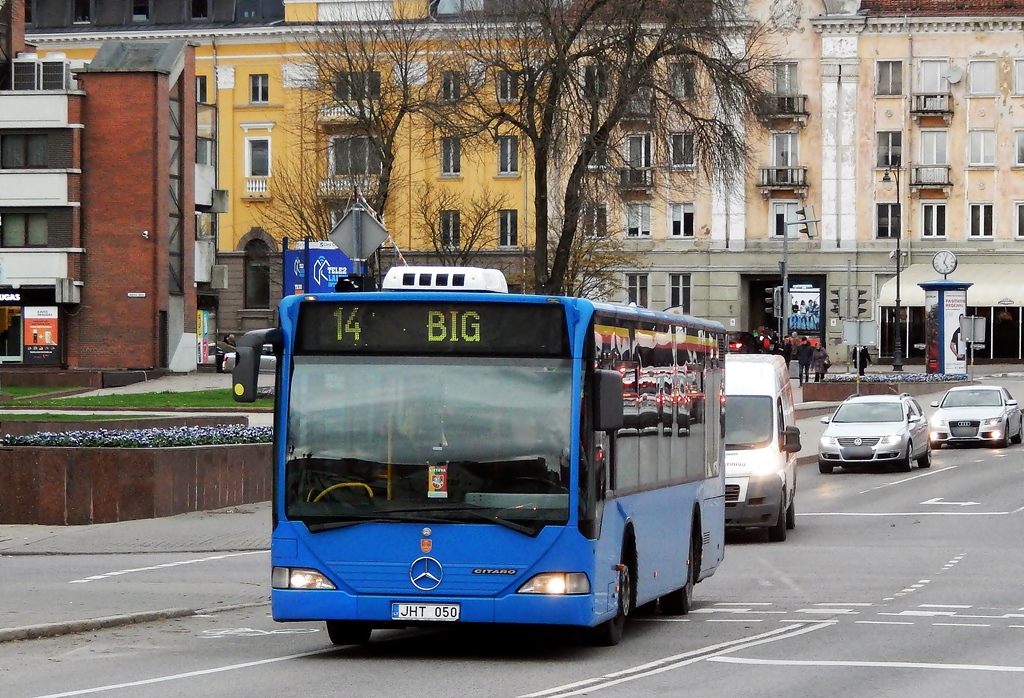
[943,289,967,375]
[23,306,59,365]
[282,240,353,295]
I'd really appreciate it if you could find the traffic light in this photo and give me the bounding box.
[765,286,778,316]
[856,289,868,317]
[794,208,809,237]
[774,286,784,317]
[829,289,841,317]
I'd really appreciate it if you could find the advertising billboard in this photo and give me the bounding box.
[23,306,59,365]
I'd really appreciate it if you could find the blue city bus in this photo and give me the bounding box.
[232,267,727,646]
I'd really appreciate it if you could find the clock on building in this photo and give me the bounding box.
[932,250,957,277]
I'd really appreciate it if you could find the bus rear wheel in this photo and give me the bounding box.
[659,527,697,616]
[325,621,372,646]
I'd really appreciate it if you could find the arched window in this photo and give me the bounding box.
[244,239,271,309]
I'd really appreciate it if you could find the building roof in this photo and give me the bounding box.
[78,40,187,74]
[862,0,1024,15]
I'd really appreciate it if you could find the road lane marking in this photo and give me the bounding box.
[708,656,1024,673]
[932,622,990,627]
[920,604,971,608]
[519,622,834,698]
[856,466,957,494]
[69,551,267,584]
[856,620,914,625]
[799,512,1007,516]
[27,648,337,698]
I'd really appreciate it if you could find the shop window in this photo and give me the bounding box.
[244,239,271,309]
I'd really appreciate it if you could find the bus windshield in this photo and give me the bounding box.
[285,356,573,533]
[724,395,774,449]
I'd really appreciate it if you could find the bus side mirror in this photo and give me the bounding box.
[594,369,624,432]
[232,328,280,403]
[781,425,802,453]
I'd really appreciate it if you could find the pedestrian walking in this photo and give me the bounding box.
[811,344,830,383]
[782,336,794,372]
[795,337,814,385]
[856,346,871,376]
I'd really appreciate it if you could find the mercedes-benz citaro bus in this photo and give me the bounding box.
[231,266,727,646]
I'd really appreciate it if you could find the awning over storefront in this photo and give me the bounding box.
[878,263,1023,307]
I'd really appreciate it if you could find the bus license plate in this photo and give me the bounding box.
[391,602,460,622]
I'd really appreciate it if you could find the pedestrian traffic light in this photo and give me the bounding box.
[765,286,778,316]
[856,289,868,317]
[773,286,783,317]
[829,288,841,317]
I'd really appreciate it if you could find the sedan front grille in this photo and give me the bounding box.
[837,436,881,447]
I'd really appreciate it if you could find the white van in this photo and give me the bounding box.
[723,354,802,542]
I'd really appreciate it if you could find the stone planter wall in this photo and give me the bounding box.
[0,444,271,525]
[0,415,248,437]
[802,380,968,402]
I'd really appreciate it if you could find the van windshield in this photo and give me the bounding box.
[724,395,774,449]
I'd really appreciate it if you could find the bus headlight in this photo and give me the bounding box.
[517,572,590,595]
[272,566,337,590]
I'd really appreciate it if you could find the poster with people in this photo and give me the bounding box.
[787,283,821,334]
[943,289,967,375]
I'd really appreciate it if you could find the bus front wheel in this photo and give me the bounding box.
[325,621,372,646]
[590,551,633,646]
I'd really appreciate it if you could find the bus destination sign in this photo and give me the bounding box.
[297,301,567,356]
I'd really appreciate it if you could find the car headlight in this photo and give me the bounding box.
[982,417,1002,426]
[517,572,590,595]
[880,434,902,445]
[930,416,946,428]
[271,566,337,590]
[819,436,837,447]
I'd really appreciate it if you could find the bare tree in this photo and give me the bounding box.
[414,181,511,266]
[457,0,776,295]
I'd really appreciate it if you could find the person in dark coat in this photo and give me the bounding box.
[811,345,830,382]
[782,336,794,371]
[856,346,871,376]
[795,337,814,385]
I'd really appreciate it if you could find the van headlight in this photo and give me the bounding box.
[517,572,590,595]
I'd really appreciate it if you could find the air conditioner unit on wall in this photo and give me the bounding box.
[211,265,229,290]
[11,59,71,90]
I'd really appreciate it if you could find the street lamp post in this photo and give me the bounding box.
[882,166,904,372]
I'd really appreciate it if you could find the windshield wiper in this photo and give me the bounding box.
[305,506,540,536]
[305,513,453,533]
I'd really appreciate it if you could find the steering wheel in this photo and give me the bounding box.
[506,477,568,494]
[312,482,375,503]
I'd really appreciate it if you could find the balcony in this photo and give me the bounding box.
[317,103,363,125]
[319,175,377,198]
[242,177,271,200]
[910,165,952,194]
[617,167,655,192]
[911,93,953,123]
[757,166,808,198]
[621,97,653,124]
[761,94,809,125]
[0,171,71,206]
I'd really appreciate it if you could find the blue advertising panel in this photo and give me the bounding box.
[283,241,352,296]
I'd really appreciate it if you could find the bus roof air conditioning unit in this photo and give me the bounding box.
[381,266,508,293]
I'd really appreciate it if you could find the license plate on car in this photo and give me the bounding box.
[391,602,461,622]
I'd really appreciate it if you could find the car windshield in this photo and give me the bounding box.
[284,356,573,532]
[832,402,904,423]
[941,390,1002,408]
[724,395,773,449]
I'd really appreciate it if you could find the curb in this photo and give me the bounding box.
[0,601,268,643]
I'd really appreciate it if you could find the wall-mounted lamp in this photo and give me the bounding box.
[142,230,149,239]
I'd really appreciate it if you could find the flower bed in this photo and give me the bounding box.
[0,425,273,525]
[802,373,970,402]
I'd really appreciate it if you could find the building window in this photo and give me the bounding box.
[440,210,460,247]
[772,132,797,167]
[877,131,902,168]
[25,0,34,24]
[1015,132,1024,166]
[132,0,150,21]
[969,131,995,166]
[499,210,518,247]
[969,203,994,238]
[920,130,948,166]
[583,64,608,101]
[498,135,518,175]
[669,203,694,237]
[441,137,461,176]
[669,273,692,313]
[334,71,381,102]
[773,62,797,94]
[497,70,518,103]
[922,202,946,238]
[626,273,649,307]
[625,202,651,237]
[196,75,208,103]
[772,200,800,237]
[331,136,381,175]
[670,133,695,169]
[877,60,903,96]
[670,62,695,99]
[1016,203,1024,238]
[583,204,607,237]
[74,0,91,23]
[190,0,210,19]
[625,132,652,169]
[250,74,269,104]
[587,141,607,169]
[876,203,901,239]
[920,60,950,93]
[441,71,461,101]
[968,61,996,96]
[0,212,48,247]
[246,138,270,177]
[1,134,48,168]
[244,239,271,309]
